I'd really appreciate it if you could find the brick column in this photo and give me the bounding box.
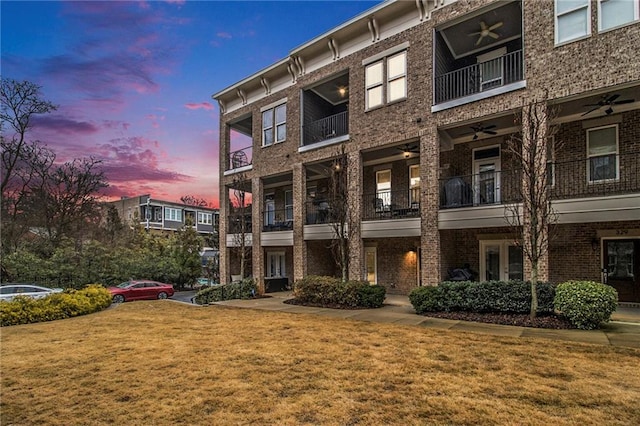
[293,164,307,282]
[347,149,363,281]
[252,177,265,293]
[219,185,229,286]
[520,101,549,282]
[421,127,441,286]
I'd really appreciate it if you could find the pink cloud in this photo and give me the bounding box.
[184,102,213,111]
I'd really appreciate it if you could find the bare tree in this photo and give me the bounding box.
[1,78,57,194]
[180,194,209,207]
[504,98,560,319]
[325,146,357,282]
[230,174,251,280]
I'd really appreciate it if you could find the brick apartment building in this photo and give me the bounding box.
[213,0,640,301]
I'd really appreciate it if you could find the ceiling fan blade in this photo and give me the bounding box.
[468,31,482,36]
[489,22,503,31]
[582,106,601,116]
[483,125,497,130]
[472,134,479,141]
[484,130,498,135]
[606,94,620,103]
[613,99,634,105]
[480,21,488,31]
[475,36,483,46]
[584,102,604,107]
[488,32,499,39]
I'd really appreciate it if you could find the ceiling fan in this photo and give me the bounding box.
[468,21,503,46]
[582,94,635,116]
[470,123,497,140]
[396,143,419,157]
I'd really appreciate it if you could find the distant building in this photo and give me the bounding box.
[109,194,219,238]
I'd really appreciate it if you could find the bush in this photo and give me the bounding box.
[408,286,444,314]
[409,280,556,314]
[554,281,618,330]
[194,278,257,305]
[293,276,385,308]
[0,284,112,326]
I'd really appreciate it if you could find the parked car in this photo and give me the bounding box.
[0,284,64,302]
[108,280,174,303]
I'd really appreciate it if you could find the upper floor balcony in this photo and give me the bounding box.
[432,0,524,112]
[302,110,349,147]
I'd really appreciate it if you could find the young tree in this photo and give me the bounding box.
[325,146,357,282]
[230,174,251,280]
[504,98,559,319]
[170,217,204,290]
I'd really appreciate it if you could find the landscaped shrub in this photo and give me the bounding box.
[193,278,257,305]
[554,280,618,330]
[408,286,444,314]
[0,284,112,326]
[293,276,385,308]
[409,280,556,314]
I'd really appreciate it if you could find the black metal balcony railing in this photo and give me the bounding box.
[362,189,421,221]
[228,146,252,170]
[302,111,348,146]
[438,152,640,209]
[551,152,640,200]
[439,170,521,209]
[434,49,524,105]
[262,207,293,232]
[305,200,333,224]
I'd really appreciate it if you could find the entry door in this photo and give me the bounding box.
[473,147,501,205]
[480,241,523,282]
[604,239,640,302]
[267,252,285,278]
[365,247,377,284]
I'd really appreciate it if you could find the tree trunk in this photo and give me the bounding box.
[530,261,539,320]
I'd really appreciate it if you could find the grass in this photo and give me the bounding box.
[1,301,640,425]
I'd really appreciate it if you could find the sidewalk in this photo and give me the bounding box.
[212,292,640,349]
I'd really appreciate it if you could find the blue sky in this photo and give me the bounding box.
[1,0,380,206]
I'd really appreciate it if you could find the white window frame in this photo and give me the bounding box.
[598,0,640,32]
[164,207,182,222]
[364,49,407,110]
[376,169,392,207]
[261,101,286,147]
[586,124,619,183]
[554,0,591,45]
[365,247,377,285]
[198,212,212,225]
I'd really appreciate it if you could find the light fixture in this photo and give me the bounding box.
[403,150,411,158]
[591,237,600,251]
[338,87,347,97]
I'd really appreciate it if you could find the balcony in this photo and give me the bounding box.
[263,207,293,232]
[302,111,349,147]
[434,50,524,106]
[227,146,252,172]
[362,189,421,221]
[551,152,640,200]
[227,214,252,234]
[439,170,521,209]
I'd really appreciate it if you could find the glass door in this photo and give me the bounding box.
[473,146,501,205]
[365,247,377,284]
[604,239,639,302]
[480,241,523,281]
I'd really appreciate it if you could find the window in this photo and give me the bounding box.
[555,0,590,44]
[587,125,618,182]
[365,51,407,109]
[198,212,212,225]
[262,103,286,146]
[409,165,420,205]
[164,207,182,222]
[546,136,556,187]
[285,190,293,221]
[264,194,275,226]
[599,0,640,31]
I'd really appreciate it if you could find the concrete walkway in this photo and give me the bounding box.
[211,292,640,349]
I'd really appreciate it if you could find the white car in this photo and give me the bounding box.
[0,284,64,302]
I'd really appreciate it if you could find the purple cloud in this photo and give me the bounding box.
[31,115,98,135]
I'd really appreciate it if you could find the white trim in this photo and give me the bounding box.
[431,81,526,112]
[586,124,619,183]
[260,98,287,112]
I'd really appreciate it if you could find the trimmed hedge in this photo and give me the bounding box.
[293,275,386,308]
[0,284,112,326]
[409,280,556,315]
[554,280,618,330]
[194,278,257,305]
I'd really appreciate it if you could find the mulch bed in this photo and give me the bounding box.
[285,298,574,329]
[423,311,575,329]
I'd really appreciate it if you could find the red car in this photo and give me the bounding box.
[108,280,174,303]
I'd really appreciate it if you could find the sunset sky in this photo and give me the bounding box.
[1,0,379,208]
